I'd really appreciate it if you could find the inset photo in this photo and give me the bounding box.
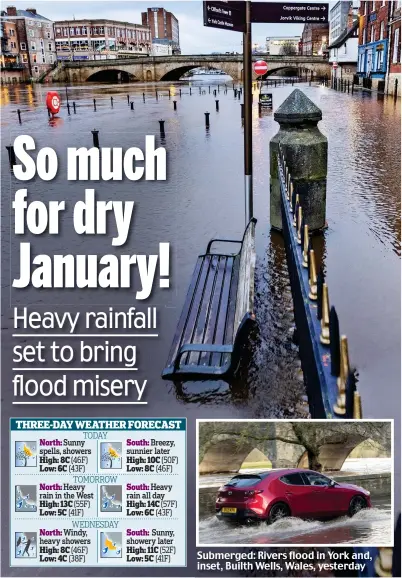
[197,419,393,546]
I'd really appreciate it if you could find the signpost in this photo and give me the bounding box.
[202,1,329,225]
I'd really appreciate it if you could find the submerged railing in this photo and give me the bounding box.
[278,147,362,420]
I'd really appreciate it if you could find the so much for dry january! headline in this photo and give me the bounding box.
[11,134,169,298]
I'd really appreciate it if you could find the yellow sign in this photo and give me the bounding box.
[222,507,237,514]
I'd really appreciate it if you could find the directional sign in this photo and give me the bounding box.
[254,60,268,75]
[251,2,329,24]
[203,1,246,32]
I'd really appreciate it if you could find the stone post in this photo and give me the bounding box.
[270,89,327,231]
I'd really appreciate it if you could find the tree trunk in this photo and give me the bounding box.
[307,450,322,472]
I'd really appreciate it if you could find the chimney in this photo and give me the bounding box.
[26,7,37,14]
[6,6,17,16]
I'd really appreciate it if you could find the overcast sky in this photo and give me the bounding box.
[6,0,333,53]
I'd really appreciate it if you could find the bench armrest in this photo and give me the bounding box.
[206,239,242,254]
[174,343,233,370]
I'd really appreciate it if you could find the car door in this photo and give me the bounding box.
[278,473,316,517]
[302,472,341,518]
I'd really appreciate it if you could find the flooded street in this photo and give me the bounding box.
[198,501,392,545]
[1,76,400,424]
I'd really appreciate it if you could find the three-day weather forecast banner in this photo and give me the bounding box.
[1,1,400,578]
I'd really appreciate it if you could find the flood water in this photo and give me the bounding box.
[198,500,392,545]
[1,76,400,423]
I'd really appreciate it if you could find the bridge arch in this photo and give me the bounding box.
[86,69,138,83]
[159,64,234,82]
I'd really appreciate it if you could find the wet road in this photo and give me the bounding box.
[1,76,399,422]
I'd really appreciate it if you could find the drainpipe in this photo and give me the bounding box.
[385,1,393,94]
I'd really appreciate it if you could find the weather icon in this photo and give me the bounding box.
[15,441,37,467]
[100,532,122,558]
[15,485,37,512]
[100,485,122,512]
[15,532,37,558]
[100,442,122,469]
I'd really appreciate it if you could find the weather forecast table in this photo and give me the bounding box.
[10,418,186,568]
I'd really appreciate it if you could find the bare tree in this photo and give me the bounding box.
[280,41,297,56]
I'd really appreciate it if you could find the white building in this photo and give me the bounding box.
[150,40,172,56]
[328,19,359,81]
[266,36,300,56]
[329,1,359,45]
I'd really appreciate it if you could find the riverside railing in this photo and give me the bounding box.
[278,145,362,420]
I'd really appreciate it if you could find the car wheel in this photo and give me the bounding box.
[268,503,290,524]
[348,496,367,517]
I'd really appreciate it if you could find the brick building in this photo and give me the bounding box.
[1,18,27,83]
[387,1,401,96]
[54,19,151,61]
[300,23,329,56]
[357,0,400,92]
[141,8,180,54]
[1,6,56,81]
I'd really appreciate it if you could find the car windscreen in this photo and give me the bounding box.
[225,475,263,488]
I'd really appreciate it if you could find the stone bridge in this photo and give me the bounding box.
[50,54,330,83]
[198,422,390,474]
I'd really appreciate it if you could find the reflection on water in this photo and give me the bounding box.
[198,503,392,545]
[0,78,400,422]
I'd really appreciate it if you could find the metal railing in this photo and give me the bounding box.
[278,147,362,420]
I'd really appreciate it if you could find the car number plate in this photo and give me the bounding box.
[222,507,237,514]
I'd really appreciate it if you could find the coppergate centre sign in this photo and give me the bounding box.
[203,2,329,30]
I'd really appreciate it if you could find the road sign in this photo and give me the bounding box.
[254,60,268,76]
[251,2,329,24]
[203,1,246,32]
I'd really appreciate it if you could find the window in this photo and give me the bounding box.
[47,23,51,28]
[380,21,384,39]
[34,65,38,73]
[48,42,52,51]
[42,55,45,63]
[364,1,367,15]
[40,39,44,47]
[225,475,265,488]
[363,28,367,44]
[46,32,51,39]
[10,41,16,48]
[371,25,375,42]
[376,48,384,68]
[372,1,375,10]
[32,53,37,63]
[37,22,41,27]
[22,53,28,62]
[31,42,36,50]
[10,29,15,36]
[82,26,87,34]
[70,28,75,35]
[76,27,80,35]
[28,20,33,25]
[303,473,332,487]
[99,26,104,34]
[20,42,26,50]
[29,29,34,37]
[48,54,53,63]
[280,474,305,486]
[393,28,400,62]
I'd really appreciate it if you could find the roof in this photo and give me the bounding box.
[328,19,358,49]
[1,9,52,21]
[54,18,149,29]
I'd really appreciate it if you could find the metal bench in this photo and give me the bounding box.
[162,219,257,380]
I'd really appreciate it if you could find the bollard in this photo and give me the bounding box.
[204,112,210,128]
[215,100,219,111]
[394,78,398,100]
[67,102,71,115]
[209,86,211,94]
[275,80,277,88]
[168,89,171,99]
[130,101,134,110]
[93,98,97,111]
[156,90,158,100]
[173,100,177,110]
[217,85,220,93]
[73,102,76,114]
[347,80,350,93]
[258,102,262,115]
[91,129,100,149]
[241,103,244,119]
[234,89,237,97]
[143,92,145,102]
[179,88,182,97]
[47,107,51,118]
[159,119,165,135]
[111,96,114,107]
[232,83,235,90]
[351,81,354,94]
[238,90,241,100]
[270,89,327,232]
[127,94,130,104]
[17,109,21,124]
[190,87,192,95]
[6,145,16,168]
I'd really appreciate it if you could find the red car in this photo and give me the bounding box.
[215,468,371,524]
